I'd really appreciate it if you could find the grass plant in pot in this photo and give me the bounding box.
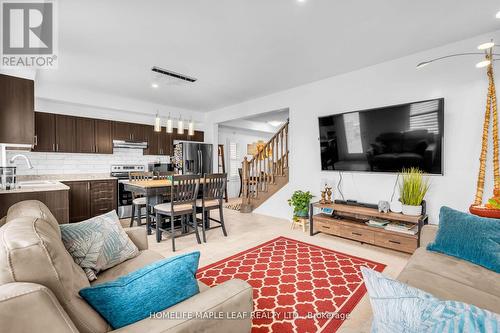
[399,167,430,216]
[288,190,314,220]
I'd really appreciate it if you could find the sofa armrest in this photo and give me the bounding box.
[113,279,253,333]
[124,227,149,250]
[420,224,438,248]
[0,282,78,333]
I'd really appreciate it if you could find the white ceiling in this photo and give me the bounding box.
[220,108,289,133]
[37,0,500,112]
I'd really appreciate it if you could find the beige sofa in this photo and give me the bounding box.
[0,200,253,333]
[398,225,500,314]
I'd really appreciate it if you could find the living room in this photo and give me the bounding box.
[0,1,499,333]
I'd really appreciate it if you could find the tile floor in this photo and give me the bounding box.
[128,203,411,333]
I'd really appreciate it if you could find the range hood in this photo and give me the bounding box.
[112,140,148,149]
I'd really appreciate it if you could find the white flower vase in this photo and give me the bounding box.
[401,204,422,216]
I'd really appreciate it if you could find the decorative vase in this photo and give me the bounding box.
[295,209,309,218]
[401,204,422,216]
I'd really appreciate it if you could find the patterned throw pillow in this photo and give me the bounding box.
[60,211,139,281]
[361,267,500,333]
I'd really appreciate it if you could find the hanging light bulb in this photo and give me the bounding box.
[177,115,184,135]
[154,111,161,132]
[166,113,173,133]
[188,118,195,136]
[476,60,491,68]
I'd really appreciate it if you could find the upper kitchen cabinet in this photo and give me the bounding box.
[75,117,96,153]
[94,119,113,154]
[113,121,131,141]
[55,115,76,152]
[33,112,55,152]
[131,124,147,141]
[172,130,188,142]
[192,131,204,142]
[0,74,35,145]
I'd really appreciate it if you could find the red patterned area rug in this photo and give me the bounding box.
[196,236,386,333]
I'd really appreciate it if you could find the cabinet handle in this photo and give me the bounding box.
[352,232,362,236]
[34,135,38,146]
[322,226,330,229]
[95,145,98,153]
[53,143,55,151]
[87,183,90,190]
[56,144,59,151]
[388,240,401,244]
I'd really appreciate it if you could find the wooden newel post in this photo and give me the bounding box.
[240,157,252,213]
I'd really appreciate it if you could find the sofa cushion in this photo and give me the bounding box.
[93,249,164,284]
[60,211,139,281]
[398,247,500,314]
[362,267,500,332]
[427,206,500,273]
[80,252,201,329]
[0,201,109,333]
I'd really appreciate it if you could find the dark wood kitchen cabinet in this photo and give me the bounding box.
[75,117,96,153]
[31,111,204,155]
[0,74,35,145]
[64,181,91,223]
[131,124,147,141]
[94,119,113,154]
[33,112,56,152]
[113,122,131,141]
[55,115,76,152]
[63,179,117,223]
[193,131,204,142]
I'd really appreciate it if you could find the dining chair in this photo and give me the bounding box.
[196,173,228,242]
[129,171,154,227]
[153,174,201,251]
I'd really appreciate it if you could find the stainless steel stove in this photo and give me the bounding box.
[111,164,145,218]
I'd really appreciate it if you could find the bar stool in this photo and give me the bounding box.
[129,171,154,227]
[154,174,201,251]
[196,173,228,242]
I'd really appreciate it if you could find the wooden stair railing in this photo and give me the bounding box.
[240,120,289,213]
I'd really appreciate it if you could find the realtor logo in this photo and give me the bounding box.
[1,0,58,68]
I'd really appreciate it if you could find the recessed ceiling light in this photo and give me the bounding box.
[476,60,491,68]
[496,11,500,18]
[297,0,306,3]
[151,83,159,88]
[268,121,283,127]
[478,42,495,50]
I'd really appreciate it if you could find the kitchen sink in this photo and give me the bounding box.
[17,180,57,188]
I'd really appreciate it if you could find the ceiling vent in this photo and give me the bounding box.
[151,66,197,83]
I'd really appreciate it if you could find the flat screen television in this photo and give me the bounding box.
[318,98,444,174]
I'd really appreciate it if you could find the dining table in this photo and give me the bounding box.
[123,178,206,235]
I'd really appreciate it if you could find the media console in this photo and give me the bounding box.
[309,202,428,254]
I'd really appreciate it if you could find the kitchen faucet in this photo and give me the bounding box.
[9,154,33,169]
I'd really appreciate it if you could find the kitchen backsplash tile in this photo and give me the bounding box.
[7,148,170,175]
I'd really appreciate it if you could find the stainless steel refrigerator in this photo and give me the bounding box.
[173,142,213,175]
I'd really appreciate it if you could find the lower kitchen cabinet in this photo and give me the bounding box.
[0,189,69,224]
[63,179,117,223]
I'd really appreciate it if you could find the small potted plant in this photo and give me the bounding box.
[288,190,314,219]
[399,167,430,216]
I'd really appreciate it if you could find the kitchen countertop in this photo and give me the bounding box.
[0,181,70,194]
[17,174,118,182]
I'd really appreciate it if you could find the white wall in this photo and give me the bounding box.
[207,30,500,224]
[218,126,272,197]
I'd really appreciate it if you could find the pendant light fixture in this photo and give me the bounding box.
[188,118,195,136]
[177,115,184,135]
[166,113,173,133]
[154,111,161,132]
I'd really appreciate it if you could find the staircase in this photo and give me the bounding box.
[240,120,289,213]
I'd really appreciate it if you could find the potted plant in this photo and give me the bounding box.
[399,167,430,216]
[288,190,314,219]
